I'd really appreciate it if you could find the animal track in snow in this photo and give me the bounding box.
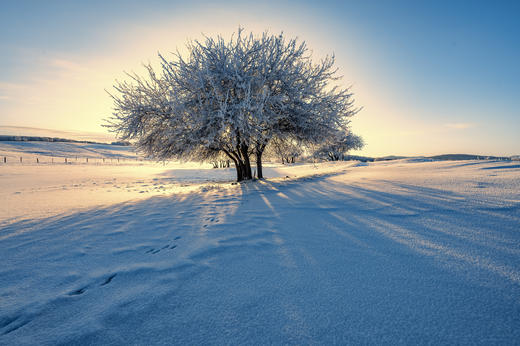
[0,315,30,335]
[101,274,117,286]
[64,274,117,300]
[202,217,220,228]
[68,286,87,296]
[145,237,181,254]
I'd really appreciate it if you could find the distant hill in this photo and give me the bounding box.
[0,135,131,146]
[375,155,409,161]
[0,126,117,144]
[0,140,137,161]
[344,153,513,162]
[0,126,130,146]
[428,154,511,161]
[0,126,516,162]
[343,155,410,162]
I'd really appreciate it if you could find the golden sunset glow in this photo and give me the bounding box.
[1,2,518,156]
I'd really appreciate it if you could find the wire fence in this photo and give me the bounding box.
[0,154,148,166]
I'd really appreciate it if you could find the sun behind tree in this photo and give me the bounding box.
[106,28,362,181]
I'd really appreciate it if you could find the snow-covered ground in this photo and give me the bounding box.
[0,140,137,163]
[1,157,520,344]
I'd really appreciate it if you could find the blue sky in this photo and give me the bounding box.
[0,0,518,156]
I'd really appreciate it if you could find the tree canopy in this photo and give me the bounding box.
[106,29,362,181]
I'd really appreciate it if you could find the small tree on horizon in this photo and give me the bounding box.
[106,29,361,181]
[313,131,364,161]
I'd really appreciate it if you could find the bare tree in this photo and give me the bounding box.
[106,29,361,181]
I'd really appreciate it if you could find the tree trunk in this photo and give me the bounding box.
[236,161,244,181]
[243,158,252,180]
[226,155,243,182]
[240,145,252,180]
[256,149,264,179]
[223,149,245,182]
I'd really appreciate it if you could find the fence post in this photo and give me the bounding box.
[65,157,68,164]
[3,157,6,163]
[20,157,22,163]
[86,157,88,163]
[37,157,39,164]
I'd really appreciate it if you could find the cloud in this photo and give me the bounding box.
[444,122,475,129]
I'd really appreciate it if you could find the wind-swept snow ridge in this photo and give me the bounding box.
[1,159,519,344]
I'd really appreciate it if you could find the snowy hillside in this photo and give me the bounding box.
[0,140,137,163]
[1,157,520,344]
[0,126,116,143]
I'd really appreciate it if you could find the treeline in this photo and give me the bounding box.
[0,135,131,146]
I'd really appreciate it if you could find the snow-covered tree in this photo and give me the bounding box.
[313,131,364,161]
[106,29,361,181]
[266,137,303,164]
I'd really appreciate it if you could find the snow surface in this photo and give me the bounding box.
[1,157,520,344]
[0,140,136,163]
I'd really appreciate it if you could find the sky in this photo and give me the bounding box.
[0,0,519,157]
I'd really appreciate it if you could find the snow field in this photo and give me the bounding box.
[1,159,519,344]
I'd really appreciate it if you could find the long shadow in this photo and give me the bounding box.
[241,175,520,287]
[2,171,520,343]
[442,160,503,169]
[482,164,520,170]
[232,175,520,344]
